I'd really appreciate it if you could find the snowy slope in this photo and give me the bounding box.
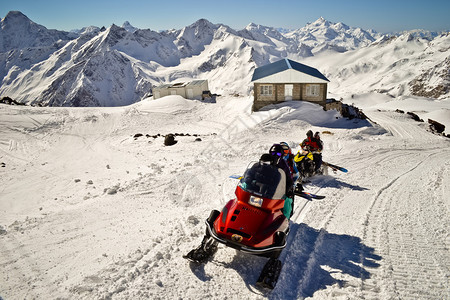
[0,11,75,52]
[0,11,76,86]
[0,94,449,299]
[284,17,380,54]
[302,32,450,99]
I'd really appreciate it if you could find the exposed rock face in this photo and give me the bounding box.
[409,56,450,99]
[428,119,445,134]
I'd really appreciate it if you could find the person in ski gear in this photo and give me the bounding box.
[313,132,323,171]
[269,144,294,219]
[300,130,323,171]
[280,142,300,218]
[269,144,293,188]
[280,142,304,196]
[314,132,323,149]
[280,142,300,183]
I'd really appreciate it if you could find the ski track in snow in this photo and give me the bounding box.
[0,97,449,299]
[270,110,449,299]
[360,149,450,299]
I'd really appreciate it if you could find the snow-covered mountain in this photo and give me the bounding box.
[0,11,448,107]
[284,16,381,54]
[0,11,77,90]
[0,11,75,52]
[304,32,450,99]
[122,21,138,33]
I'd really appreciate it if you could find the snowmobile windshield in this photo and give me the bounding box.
[239,162,286,200]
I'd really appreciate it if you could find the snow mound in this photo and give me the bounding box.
[136,95,197,113]
[255,101,370,129]
[346,94,450,133]
[422,108,450,131]
[342,93,395,109]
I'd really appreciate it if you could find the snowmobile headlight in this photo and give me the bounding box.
[249,196,263,207]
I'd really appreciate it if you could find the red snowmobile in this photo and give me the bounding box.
[184,159,290,289]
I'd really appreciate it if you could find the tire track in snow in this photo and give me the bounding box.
[360,150,450,299]
[367,111,417,140]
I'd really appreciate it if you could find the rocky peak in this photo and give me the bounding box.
[2,11,31,26]
[245,22,259,30]
[101,24,128,47]
[190,18,214,28]
[0,10,73,52]
[311,17,331,27]
[122,21,138,33]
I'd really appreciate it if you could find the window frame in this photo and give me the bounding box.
[306,84,320,97]
[260,84,273,96]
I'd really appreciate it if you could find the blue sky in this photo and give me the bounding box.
[1,0,449,33]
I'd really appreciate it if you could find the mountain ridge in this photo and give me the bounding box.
[0,11,448,106]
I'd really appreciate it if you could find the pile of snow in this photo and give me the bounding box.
[136,95,197,113]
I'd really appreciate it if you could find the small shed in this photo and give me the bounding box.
[251,59,329,111]
[153,80,209,100]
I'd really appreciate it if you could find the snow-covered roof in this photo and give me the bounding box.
[153,84,172,89]
[154,80,208,90]
[251,58,329,83]
[185,80,208,87]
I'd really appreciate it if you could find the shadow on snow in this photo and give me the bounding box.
[258,101,373,130]
[311,175,370,191]
[270,223,381,299]
[187,223,381,299]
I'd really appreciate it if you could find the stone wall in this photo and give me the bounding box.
[253,83,327,111]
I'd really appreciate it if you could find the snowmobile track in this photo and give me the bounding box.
[360,150,450,299]
[275,179,348,298]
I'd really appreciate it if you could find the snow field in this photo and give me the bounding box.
[0,94,449,299]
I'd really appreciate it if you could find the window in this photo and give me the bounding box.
[260,85,273,96]
[306,84,320,97]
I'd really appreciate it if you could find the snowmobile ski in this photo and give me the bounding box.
[183,235,218,263]
[256,257,283,289]
[323,161,348,173]
[294,191,325,200]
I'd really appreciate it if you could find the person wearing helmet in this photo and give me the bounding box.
[269,144,293,186]
[280,142,300,184]
[269,144,294,219]
[300,130,323,171]
[259,153,276,165]
[280,142,300,218]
